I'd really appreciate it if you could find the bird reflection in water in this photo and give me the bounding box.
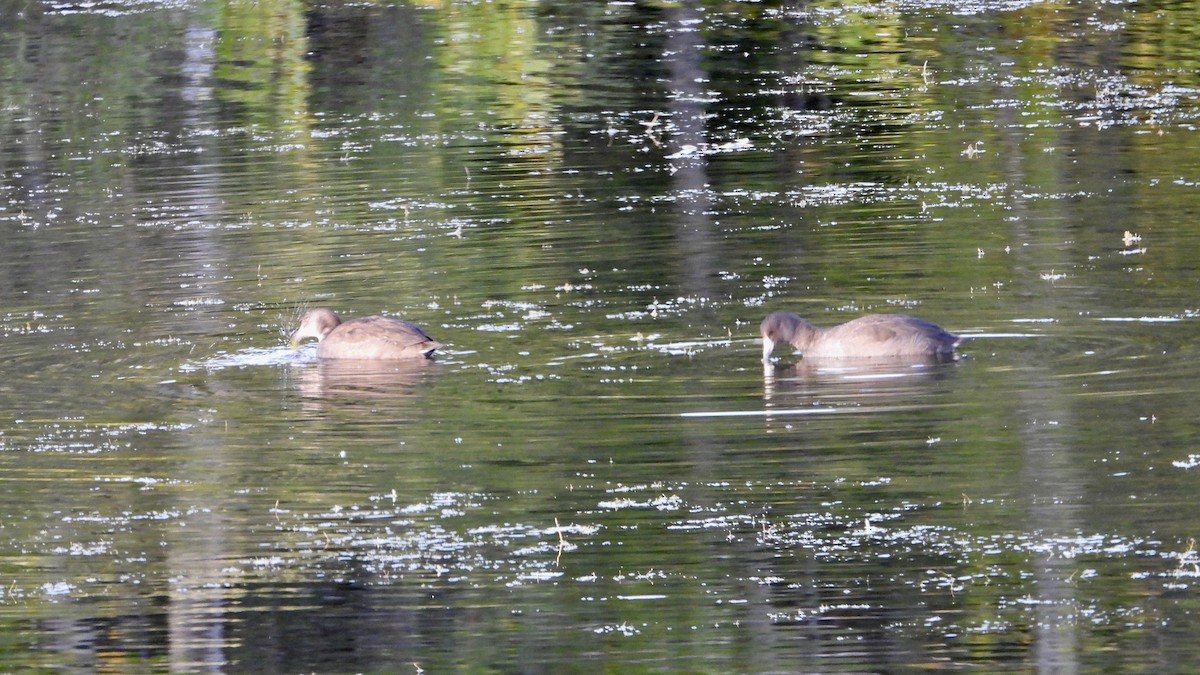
[294,358,439,400]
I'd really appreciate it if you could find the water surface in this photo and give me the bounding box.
[3,0,1200,671]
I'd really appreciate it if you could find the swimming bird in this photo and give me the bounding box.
[760,311,961,361]
[290,308,440,359]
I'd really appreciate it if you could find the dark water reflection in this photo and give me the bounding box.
[4,0,1200,671]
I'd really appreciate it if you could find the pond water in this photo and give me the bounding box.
[3,0,1200,670]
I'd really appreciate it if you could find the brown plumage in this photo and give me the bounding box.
[290,308,440,360]
[760,311,961,361]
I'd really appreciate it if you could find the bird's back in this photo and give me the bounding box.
[807,314,959,358]
[317,316,440,359]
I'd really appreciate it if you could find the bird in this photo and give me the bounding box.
[760,311,961,361]
[290,308,440,359]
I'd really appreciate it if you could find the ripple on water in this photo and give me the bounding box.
[10,421,194,454]
[183,346,309,372]
[173,472,1193,667]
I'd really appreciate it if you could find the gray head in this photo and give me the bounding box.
[290,308,343,347]
[760,311,815,361]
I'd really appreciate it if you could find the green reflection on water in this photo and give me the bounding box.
[3,0,1200,671]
